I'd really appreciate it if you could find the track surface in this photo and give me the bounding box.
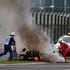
[0,63,70,70]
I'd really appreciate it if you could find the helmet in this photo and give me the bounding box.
[10,32,15,36]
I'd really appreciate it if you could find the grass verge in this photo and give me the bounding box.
[0,60,36,64]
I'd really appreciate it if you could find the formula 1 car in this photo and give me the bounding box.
[18,49,40,61]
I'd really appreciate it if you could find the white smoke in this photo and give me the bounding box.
[0,0,24,53]
[0,0,65,62]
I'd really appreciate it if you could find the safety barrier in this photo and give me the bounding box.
[32,12,70,43]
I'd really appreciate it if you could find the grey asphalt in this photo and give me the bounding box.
[0,63,70,70]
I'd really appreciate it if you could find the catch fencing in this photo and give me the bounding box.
[32,12,70,43]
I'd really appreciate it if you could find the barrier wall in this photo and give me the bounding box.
[32,12,70,43]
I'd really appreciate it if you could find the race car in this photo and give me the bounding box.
[54,34,70,62]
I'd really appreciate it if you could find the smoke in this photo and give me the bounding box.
[0,0,65,62]
[0,0,33,52]
[0,0,24,52]
[16,0,65,62]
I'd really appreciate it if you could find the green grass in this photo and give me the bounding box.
[0,60,36,64]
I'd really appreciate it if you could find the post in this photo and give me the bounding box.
[50,0,55,12]
[40,0,42,7]
[64,0,67,12]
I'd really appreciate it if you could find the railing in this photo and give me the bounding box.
[32,12,70,43]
